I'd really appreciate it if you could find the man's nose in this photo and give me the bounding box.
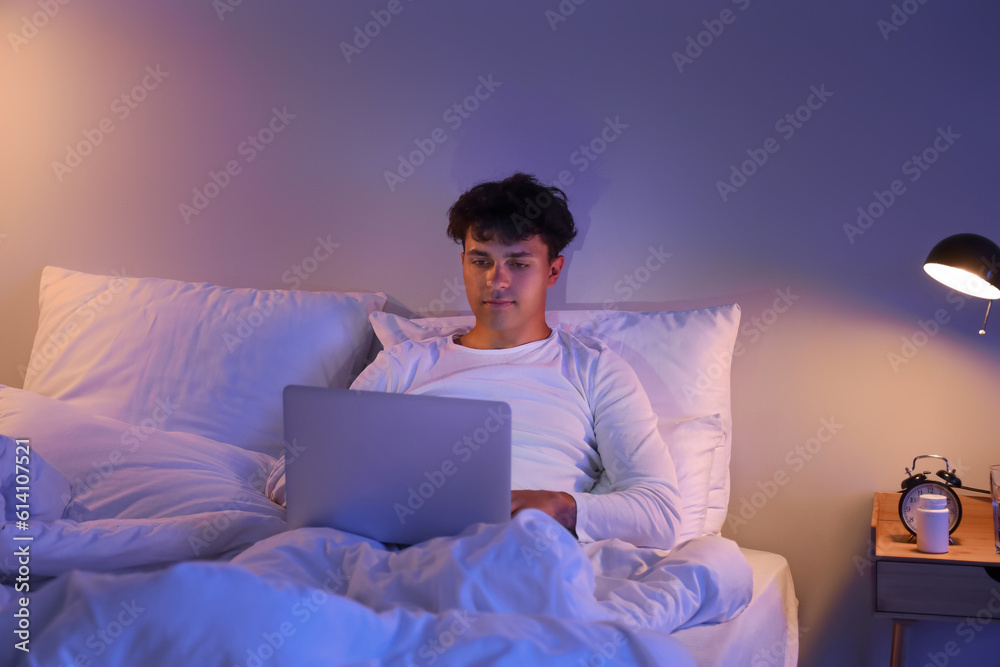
[487,263,510,288]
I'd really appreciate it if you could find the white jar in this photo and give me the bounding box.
[916,494,950,554]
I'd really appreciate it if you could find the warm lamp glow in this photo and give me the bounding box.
[923,263,1000,300]
[923,233,999,334]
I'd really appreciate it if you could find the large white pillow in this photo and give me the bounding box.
[22,266,386,458]
[369,306,740,538]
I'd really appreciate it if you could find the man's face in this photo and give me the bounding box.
[461,230,563,346]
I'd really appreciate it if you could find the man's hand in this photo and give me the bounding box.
[511,490,577,532]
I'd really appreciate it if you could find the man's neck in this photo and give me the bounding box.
[457,324,552,349]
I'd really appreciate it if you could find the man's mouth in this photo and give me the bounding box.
[484,299,514,306]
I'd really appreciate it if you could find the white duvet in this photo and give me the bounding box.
[0,387,752,665]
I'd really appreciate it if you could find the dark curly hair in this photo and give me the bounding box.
[446,172,577,263]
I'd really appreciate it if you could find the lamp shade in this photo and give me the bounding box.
[923,233,1000,300]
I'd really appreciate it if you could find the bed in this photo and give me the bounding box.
[0,265,798,665]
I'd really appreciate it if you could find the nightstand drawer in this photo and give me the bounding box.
[877,561,1000,616]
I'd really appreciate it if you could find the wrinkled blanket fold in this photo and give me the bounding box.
[0,434,751,665]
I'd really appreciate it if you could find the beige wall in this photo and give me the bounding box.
[3,1,999,663]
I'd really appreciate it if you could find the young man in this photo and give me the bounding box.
[350,173,682,549]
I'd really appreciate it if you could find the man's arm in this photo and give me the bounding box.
[566,349,682,549]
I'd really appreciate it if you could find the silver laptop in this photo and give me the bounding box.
[282,385,512,545]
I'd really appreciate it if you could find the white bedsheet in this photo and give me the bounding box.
[0,429,754,665]
[673,548,799,666]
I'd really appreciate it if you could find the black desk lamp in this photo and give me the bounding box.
[923,233,1000,334]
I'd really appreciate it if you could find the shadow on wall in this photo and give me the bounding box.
[802,500,890,667]
[448,80,614,308]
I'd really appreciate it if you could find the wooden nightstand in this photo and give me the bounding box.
[871,492,1000,667]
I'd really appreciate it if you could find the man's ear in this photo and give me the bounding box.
[547,255,565,286]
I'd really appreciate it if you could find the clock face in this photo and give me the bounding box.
[898,482,962,535]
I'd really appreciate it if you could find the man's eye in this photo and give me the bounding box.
[512,263,528,269]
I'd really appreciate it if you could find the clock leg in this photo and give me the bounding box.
[890,620,905,667]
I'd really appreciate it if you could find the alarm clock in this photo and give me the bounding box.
[898,454,990,536]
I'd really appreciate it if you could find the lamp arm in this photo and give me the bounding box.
[956,483,991,495]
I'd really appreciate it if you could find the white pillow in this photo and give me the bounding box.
[368,306,741,537]
[585,413,722,543]
[22,266,386,458]
[0,385,283,523]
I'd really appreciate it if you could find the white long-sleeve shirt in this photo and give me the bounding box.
[350,327,681,549]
